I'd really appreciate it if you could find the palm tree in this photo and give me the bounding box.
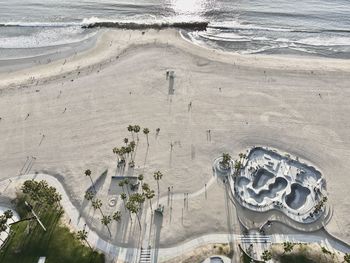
[133,125,141,141]
[120,192,127,206]
[85,169,96,193]
[126,198,142,230]
[283,242,294,254]
[145,189,155,212]
[92,199,102,211]
[0,223,7,241]
[4,210,14,223]
[76,229,92,250]
[142,182,150,193]
[101,215,112,237]
[127,125,134,140]
[129,140,136,161]
[138,174,144,188]
[124,179,130,196]
[153,171,163,204]
[112,211,121,223]
[0,223,5,242]
[84,190,95,202]
[220,153,231,169]
[0,216,9,234]
[121,193,132,222]
[261,250,272,262]
[123,138,129,145]
[143,128,150,145]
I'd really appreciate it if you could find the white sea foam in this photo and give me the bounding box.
[296,36,350,46]
[0,26,97,49]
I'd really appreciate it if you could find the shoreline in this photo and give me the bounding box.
[1,28,350,89]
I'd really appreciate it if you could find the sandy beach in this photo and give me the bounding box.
[0,28,350,250]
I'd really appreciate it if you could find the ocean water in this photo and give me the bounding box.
[0,0,350,59]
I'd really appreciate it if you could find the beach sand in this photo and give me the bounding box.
[0,29,349,247]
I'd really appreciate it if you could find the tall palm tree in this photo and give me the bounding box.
[124,179,130,196]
[145,189,155,212]
[261,250,272,262]
[142,182,149,194]
[138,174,144,188]
[129,141,136,151]
[113,211,121,223]
[127,125,134,140]
[123,138,129,145]
[84,190,95,202]
[121,193,132,222]
[153,171,163,205]
[101,215,112,237]
[76,229,92,250]
[143,128,150,145]
[0,223,7,241]
[133,125,141,141]
[4,210,14,223]
[0,216,9,234]
[126,197,142,230]
[92,199,102,211]
[85,169,96,193]
[0,223,5,242]
[129,140,136,161]
[120,192,127,206]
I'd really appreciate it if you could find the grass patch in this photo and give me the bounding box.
[0,194,104,263]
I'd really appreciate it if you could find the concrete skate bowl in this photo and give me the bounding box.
[285,183,311,210]
[231,147,328,224]
[252,168,275,188]
[247,177,288,204]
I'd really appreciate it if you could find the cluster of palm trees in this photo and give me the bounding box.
[81,124,163,247]
[233,152,247,176]
[344,253,350,263]
[21,179,62,208]
[118,171,162,234]
[113,140,136,166]
[220,153,232,169]
[314,196,328,214]
[127,125,150,143]
[0,210,14,243]
[0,180,62,245]
[84,170,121,238]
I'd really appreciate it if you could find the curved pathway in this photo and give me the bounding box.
[0,173,349,263]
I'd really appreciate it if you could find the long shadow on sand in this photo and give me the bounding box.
[152,212,164,263]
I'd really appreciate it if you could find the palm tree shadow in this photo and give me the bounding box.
[169,149,172,167]
[143,146,149,173]
[91,169,108,193]
[152,213,163,263]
